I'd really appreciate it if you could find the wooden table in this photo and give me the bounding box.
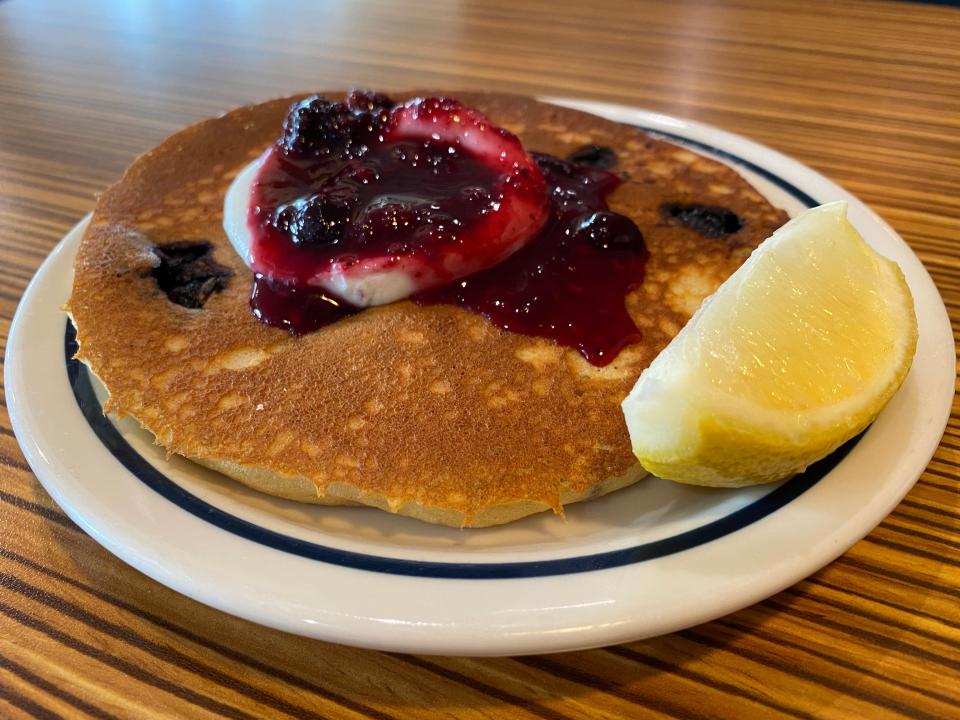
[1,0,957,717]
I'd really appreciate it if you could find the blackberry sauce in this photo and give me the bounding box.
[248,94,646,366]
[415,154,646,365]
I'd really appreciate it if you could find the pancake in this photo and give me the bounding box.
[67,92,788,527]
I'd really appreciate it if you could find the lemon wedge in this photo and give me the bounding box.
[622,201,917,487]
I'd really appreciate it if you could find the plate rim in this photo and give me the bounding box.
[6,99,954,656]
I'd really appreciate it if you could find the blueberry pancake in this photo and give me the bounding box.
[67,91,787,527]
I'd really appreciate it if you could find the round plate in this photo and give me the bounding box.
[6,100,954,656]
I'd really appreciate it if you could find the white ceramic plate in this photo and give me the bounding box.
[6,100,954,656]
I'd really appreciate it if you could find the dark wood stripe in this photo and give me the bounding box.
[940,421,960,435]
[0,162,102,194]
[890,507,959,534]
[0,490,77,531]
[0,548,395,720]
[764,597,960,672]
[0,256,35,276]
[881,517,960,547]
[898,497,959,521]
[0,267,41,289]
[0,195,87,227]
[605,645,811,719]
[0,287,30,305]
[917,465,960,488]
[0,682,64,720]
[0,574,332,720]
[807,577,960,631]
[0,278,31,299]
[723,31,959,73]
[0,599,257,720]
[933,450,960,472]
[920,463,960,481]
[0,450,30,473]
[714,619,958,714]
[915,476,957,495]
[0,654,121,720]
[838,555,957,597]
[0,172,94,202]
[0,236,58,262]
[517,655,694,718]
[782,585,955,649]
[704,616,948,713]
[863,535,960,568]
[398,656,573,720]
[934,444,960,462]
[930,438,960,455]
[0,263,33,283]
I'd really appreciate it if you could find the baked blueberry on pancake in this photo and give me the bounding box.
[67,91,787,527]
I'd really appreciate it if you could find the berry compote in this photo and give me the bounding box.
[247,91,647,366]
[248,92,549,310]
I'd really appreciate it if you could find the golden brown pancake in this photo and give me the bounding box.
[67,92,787,527]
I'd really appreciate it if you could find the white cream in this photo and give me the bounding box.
[222,155,260,267]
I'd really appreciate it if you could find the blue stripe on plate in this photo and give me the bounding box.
[66,133,847,579]
[634,125,821,208]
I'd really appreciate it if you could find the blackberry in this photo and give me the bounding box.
[280,95,386,159]
[150,242,232,308]
[566,144,618,169]
[345,90,395,112]
[277,192,358,246]
[572,211,646,253]
[531,152,579,179]
[661,203,744,238]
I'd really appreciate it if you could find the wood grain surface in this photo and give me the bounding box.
[1,0,958,717]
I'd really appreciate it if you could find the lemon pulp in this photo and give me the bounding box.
[622,201,917,487]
